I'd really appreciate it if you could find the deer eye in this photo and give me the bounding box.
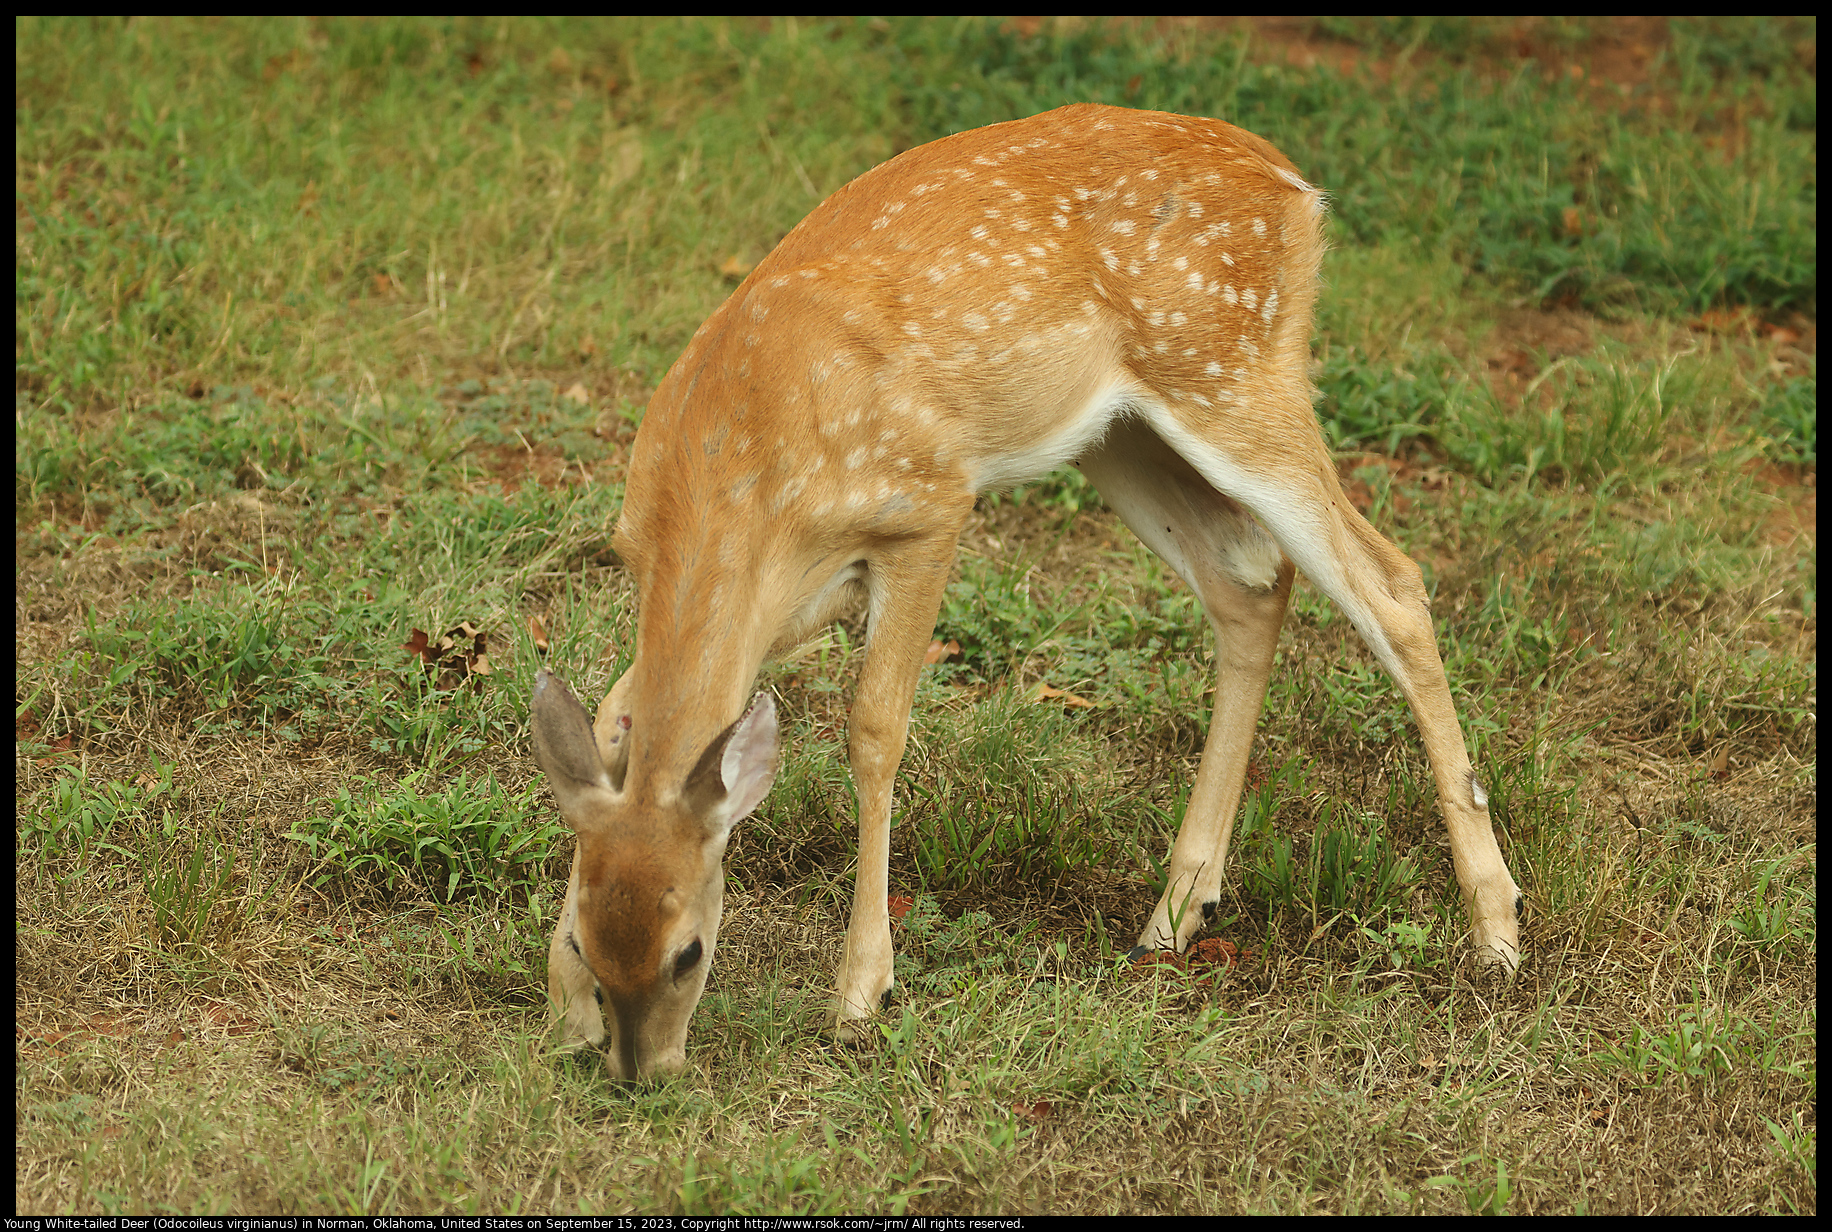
[673,939,703,981]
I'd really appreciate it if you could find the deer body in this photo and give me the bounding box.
[530,104,1522,1079]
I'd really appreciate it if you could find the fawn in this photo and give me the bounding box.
[529,104,1522,1079]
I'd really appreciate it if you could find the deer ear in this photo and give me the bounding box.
[685,693,779,841]
[593,673,636,792]
[531,669,617,828]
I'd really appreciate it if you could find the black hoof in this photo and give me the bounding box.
[879,986,895,1010]
[1125,945,1150,961]
[1201,900,1219,923]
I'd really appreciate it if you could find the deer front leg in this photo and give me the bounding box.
[833,534,963,1036]
[548,855,605,1049]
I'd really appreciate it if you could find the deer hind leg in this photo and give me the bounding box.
[833,526,970,1035]
[1078,417,1293,954]
[1309,507,1521,970]
[1146,409,1523,971]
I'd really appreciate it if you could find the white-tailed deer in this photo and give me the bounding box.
[530,103,1522,1079]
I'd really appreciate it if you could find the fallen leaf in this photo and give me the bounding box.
[924,638,962,665]
[1124,936,1247,985]
[1692,307,1754,335]
[888,894,914,922]
[1028,681,1094,709]
[563,381,592,406]
[530,614,550,655]
[718,254,755,281]
[1011,1098,1053,1121]
[1707,746,1730,781]
[404,622,494,688]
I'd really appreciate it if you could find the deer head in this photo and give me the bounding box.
[529,668,777,1079]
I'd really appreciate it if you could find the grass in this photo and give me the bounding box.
[15,15,1816,1216]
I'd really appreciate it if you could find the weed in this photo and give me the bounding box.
[288,772,563,903]
[1593,1010,1772,1089]
[19,761,173,861]
[1428,1155,1514,1215]
[1761,370,1816,465]
[1727,859,1815,958]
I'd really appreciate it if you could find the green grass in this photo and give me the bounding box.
[16,15,1815,1216]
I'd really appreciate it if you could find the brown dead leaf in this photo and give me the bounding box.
[1561,206,1584,237]
[1029,681,1094,709]
[530,614,550,655]
[204,1003,260,1035]
[563,381,592,406]
[404,623,494,689]
[1692,307,1755,335]
[1191,937,1243,967]
[1707,746,1731,781]
[924,638,962,665]
[1124,936,1247,986]
[717,254,755,281]
[888,894,914,922]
